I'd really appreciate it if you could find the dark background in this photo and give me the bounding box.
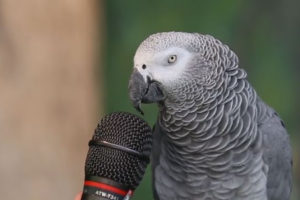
[104,0,299,199]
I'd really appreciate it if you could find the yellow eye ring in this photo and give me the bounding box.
[168,55,177,64]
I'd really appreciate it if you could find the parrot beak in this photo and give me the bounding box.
[128,69,165,115]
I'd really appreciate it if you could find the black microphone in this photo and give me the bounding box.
[81,112,152,200]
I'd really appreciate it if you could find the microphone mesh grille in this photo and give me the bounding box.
[85,112,152,189]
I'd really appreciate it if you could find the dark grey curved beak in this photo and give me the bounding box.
[128,69,165,115]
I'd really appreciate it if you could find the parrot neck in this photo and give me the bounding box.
[159,72,258,156]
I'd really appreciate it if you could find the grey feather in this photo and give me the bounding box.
[129,32,292,200]
[258,99,293,200]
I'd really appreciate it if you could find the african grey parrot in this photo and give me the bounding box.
[128,32,292,200]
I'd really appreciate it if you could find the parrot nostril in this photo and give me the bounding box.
[142,64,147,69]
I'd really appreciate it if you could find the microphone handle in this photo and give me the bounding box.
[81,191,132,200]
[81,176,133,200]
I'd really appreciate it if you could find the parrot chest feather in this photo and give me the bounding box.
[154,83,269,200]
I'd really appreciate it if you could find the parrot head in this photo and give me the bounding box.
[128,32,238,114]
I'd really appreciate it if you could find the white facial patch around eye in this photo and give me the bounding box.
[133,47,192,85]
[151,47,192,85]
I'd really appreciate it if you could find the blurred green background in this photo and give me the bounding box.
[0,0,297,199]
[103,0,299,199]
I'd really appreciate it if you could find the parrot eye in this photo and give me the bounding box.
[168,55,177,64]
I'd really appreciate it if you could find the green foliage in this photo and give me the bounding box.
[104,1,300,199]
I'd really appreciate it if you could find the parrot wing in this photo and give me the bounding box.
[259,101,292,200]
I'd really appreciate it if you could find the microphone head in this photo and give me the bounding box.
[85,112,152,189]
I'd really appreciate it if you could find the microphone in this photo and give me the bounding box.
[81,112,152,200]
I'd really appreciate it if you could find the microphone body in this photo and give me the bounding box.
[81,112,152,200]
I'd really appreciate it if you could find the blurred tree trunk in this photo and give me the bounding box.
[0,0,103,199]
